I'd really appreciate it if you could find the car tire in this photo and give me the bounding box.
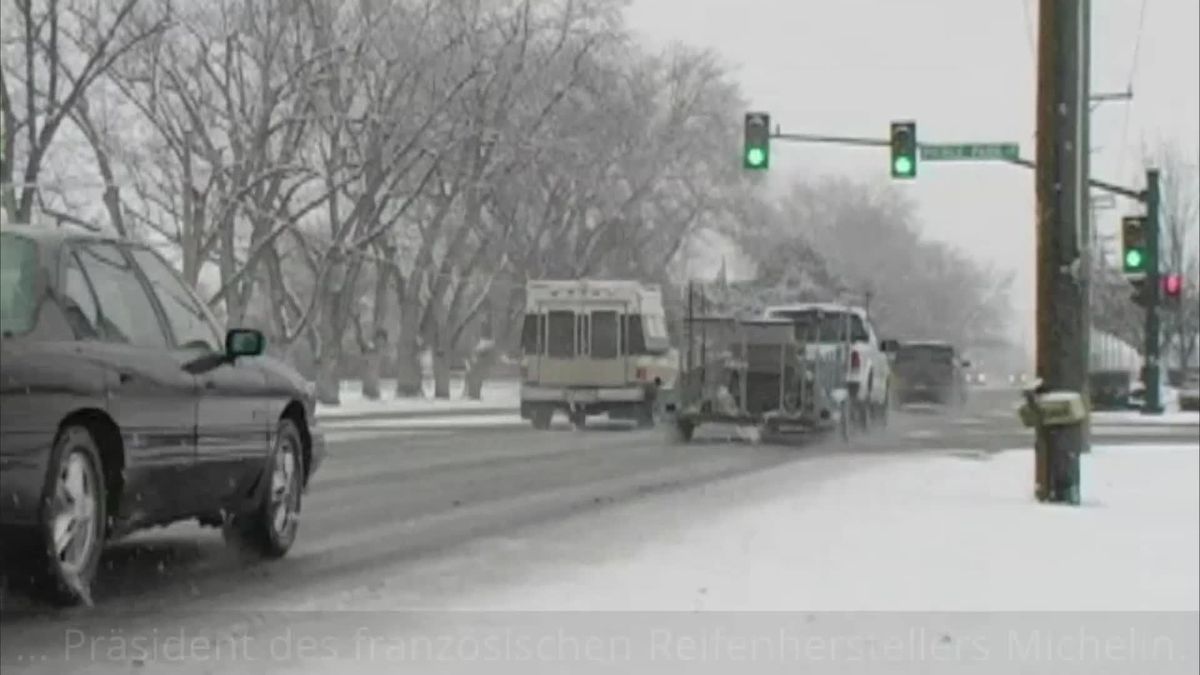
[35,425,107,607]
[876,387,890,428]
[635,401,656,429]
[671,419,695,443]
[225,418,304,559]
[839,401,851,442]
[530,407,552,430]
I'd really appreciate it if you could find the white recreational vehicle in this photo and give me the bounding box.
[519,280,678,429]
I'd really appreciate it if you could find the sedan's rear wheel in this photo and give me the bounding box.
[36,426,106,606]
[225,419,304,558]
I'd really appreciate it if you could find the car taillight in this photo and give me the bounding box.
[850,351,861,371]
[636,367,648,381]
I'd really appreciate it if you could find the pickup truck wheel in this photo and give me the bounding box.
[635,402,656,428]
[839,401,851,442]
[671,419,695,443]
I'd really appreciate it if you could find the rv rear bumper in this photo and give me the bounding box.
[520,385,647,404]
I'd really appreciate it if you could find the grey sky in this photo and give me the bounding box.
[626,0,1200,346]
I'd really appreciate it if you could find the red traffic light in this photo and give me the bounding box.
[1163,274,1183,297]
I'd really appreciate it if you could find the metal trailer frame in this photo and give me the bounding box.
[666,286,857,443]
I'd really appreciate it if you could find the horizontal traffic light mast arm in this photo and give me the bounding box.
[770,128,1146,201]
[770,131,889,148]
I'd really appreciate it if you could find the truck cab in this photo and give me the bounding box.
[762,302,892,414]
[519,280,677,429]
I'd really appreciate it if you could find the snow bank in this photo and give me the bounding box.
[1091,410,1200,427]
[317,378,520,418]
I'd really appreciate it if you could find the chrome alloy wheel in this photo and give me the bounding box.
[51,450,100,576]
[269,434,301,540]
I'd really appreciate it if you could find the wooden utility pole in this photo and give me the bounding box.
[1034,0,1086,501]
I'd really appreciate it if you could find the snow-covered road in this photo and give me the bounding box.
[3,389,1196,675]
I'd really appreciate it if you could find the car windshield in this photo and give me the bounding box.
[0,233,39,336]
[898,344,955,363]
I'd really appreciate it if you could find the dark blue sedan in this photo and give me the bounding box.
[0,224,325,605]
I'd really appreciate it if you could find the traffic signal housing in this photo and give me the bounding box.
[890,121,917,179]
[1130,277,1150,308]
[1121,215,1147,276]
[743,112,770,170]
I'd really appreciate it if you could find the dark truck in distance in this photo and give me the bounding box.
[888,341,969,408]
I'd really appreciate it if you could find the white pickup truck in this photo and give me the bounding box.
[763,302,893,425]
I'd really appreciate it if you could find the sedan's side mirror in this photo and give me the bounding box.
[961,359,972,368]
[880,339,900,353]
[226,328,265,359]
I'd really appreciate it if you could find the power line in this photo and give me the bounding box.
[1114,0,1150,182]
[1020,0,1037,60]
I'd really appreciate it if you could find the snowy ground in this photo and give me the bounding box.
[1091,410,1200,426]
[152,442,1199,675]
[456,444,1198,613]
[317,378,520,418]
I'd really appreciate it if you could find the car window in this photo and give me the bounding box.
[898,345,955,363]
[74,243,169,348]
[848,315,869,342]
[129,248,222,352]
[61,252,101,339]
[0,232,39,336]
[771,309,867,343]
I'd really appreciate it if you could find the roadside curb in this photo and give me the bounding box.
[316,405,517,422]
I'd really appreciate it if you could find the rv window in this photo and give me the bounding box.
[547,310,575,358]
[521,314,542,354]
[643,314,670,353]
[591,311,619,359]
[623,314,648,355]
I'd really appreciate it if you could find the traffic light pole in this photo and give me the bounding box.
[1143,169,1163,414]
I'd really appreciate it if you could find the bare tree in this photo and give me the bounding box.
[0,0,165,223]
[744,175,1014,350]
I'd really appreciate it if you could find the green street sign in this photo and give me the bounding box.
[919,143,1019,162]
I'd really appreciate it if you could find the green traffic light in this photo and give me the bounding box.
[893,156,914,176]
[1124,248,1144,270]
[746,147,766,168]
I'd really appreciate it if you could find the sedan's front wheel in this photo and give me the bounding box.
[37,425,107,606]
[225,419,304,559]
